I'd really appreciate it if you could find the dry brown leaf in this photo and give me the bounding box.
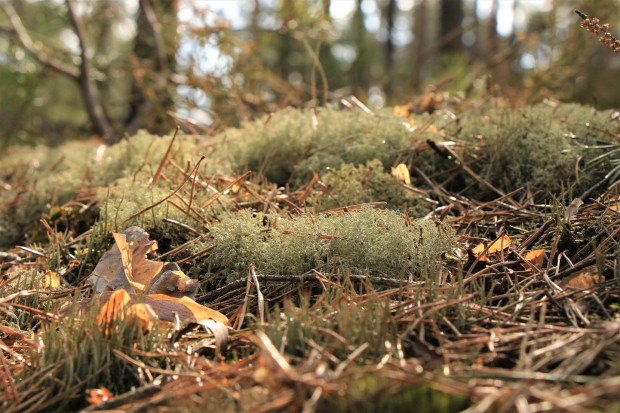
[472,235,511,262]
[94,291,227,331]
[146,294,229,325]
[391,163,411,185]
[86,226,196,299]
[41,270,61,289]
[86,227,159,293]
[125,303,158,332]
[561,271,603,290]
[522,249,545,270]
[393,105,411,117]
[96,289,131,331]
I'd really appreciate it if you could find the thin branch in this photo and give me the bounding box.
[0,3,79,78]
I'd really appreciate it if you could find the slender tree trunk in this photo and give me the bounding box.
[411,0,427,90]
[66,0,115,143]
[384,0,396,72]
[349,0,367,97]
[487,0,499,57]
[440,0,464,52]
[126,0,178,134]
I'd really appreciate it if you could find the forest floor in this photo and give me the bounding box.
[1,97,619,412]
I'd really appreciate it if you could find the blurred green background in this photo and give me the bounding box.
[0,0,618,146]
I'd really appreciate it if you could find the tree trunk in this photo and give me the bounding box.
[440,0,464,52]
[126,0,178,134]
[411,0,427,90]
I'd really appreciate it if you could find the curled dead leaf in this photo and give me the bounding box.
[86,226,197,299]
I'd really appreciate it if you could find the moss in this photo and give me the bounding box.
[226,106,423,187]
[227,101,617,204]
[0,131,216,249]
[320,372,470,412]
[308,158,431,216]
[450,101,617,201]
[24,300,168,411]
[207,207,454,281]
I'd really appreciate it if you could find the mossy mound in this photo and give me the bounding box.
[226,107,419,187]
[307,158,431,216]
[0,131,229,248]
[207,207,454,281]
[450,101,617,200]
[226,102,618,203]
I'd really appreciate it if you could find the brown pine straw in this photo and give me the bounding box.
[1,139,618,411]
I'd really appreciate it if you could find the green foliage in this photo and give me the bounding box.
[308,158,431,216]
[208,207,454,281]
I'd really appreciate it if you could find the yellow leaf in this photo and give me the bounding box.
[42,270,61,289]
[391,163,411,185]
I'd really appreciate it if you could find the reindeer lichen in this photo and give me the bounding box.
[207,207,454,281]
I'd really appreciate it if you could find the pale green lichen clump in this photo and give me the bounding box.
[226,106,419,187]
[208,207,454,281]
[307,158,431,216]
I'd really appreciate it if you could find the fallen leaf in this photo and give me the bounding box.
[96,289,131,331]
[86,226,197,299]
[86,387,113,405]
[472,235,511,262]
[522,249,545,270]
[561,271,603,290]
[393,105,411,117]
[146,267,198,298]
[146,294,229,325]
[391,163,411,185]
[125,303,158,332]
[41,270,61,289]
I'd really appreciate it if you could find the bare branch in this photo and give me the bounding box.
[0,3,80,78]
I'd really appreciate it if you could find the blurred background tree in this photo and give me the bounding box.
[0,0,618,146]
